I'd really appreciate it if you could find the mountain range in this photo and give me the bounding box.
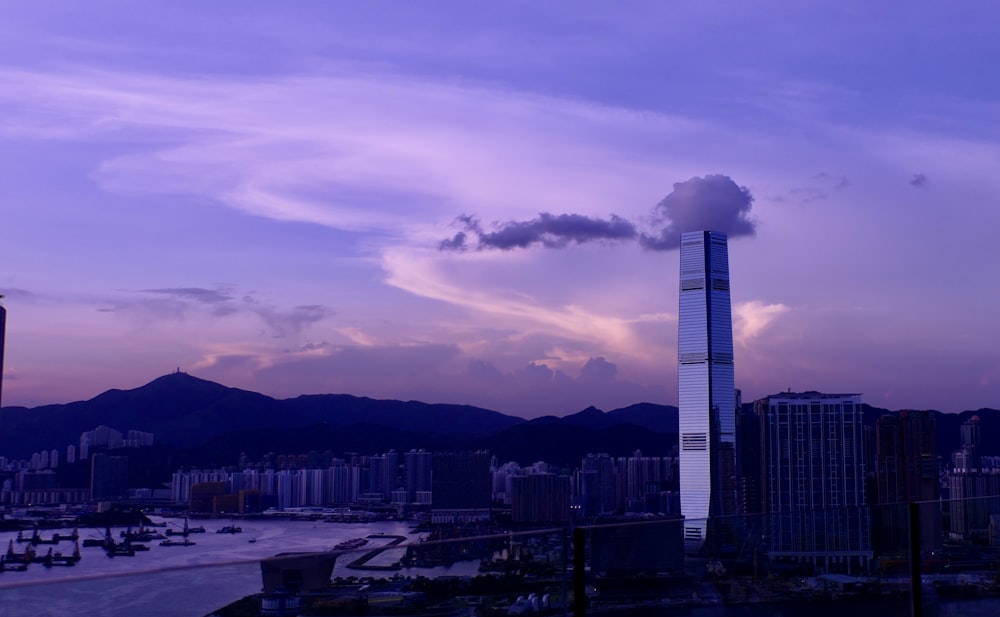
[0,372,996,468]
[0,372,678,467]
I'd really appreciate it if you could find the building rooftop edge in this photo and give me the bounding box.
[760,392,863,400]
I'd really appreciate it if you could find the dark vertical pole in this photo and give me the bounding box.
[573,527,586,617]
[562,528,569,617]
[909,502,922,617]
[0,301,6,413]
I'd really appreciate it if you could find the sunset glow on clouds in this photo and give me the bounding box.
[2,2,1000,415]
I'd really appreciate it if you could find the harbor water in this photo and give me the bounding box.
[0,519,475,616]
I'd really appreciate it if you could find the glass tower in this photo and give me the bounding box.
[678,231,736,546]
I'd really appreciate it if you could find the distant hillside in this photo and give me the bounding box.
[0,372,520,458]
[5,372,991,467]
[0,373,681,466]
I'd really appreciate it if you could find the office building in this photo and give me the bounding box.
[90,453,129,500]
[431,451,491,523]
[757,392,872,573]
[404,449,432,503]
[875,410,940,557]
[947,416,1000,540]
[511,473,571,524]
[677,230,737,546]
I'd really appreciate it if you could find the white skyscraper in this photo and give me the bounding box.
[677,231,737,547]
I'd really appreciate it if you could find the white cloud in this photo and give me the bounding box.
[733,300,789,346]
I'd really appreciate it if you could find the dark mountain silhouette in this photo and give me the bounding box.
[0,373,682,467]
[607,402,679,434]
[3,372,994,468]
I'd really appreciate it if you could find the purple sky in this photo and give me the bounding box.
[2,3,1000,417]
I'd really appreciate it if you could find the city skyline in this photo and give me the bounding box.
[2,4,1000,416]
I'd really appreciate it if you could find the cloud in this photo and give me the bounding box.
[910,172,928,187]
[440,174,755,253]
[89,286,332,337]
[733,300,789,346]
[251,304,333,338]
[580,356,617,382]
[141,287,234,304]
[639,174,755,250]
[441,212,637,251]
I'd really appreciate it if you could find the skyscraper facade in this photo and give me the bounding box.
[758,392,872,573]
[678,231,737,545]
[875,410,941,557]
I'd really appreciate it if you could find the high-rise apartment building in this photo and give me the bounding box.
[678,231,737,545]
[431,451,492,523]
[757,392,872,573]
[875,410,941,557]
[946,416,1000,539]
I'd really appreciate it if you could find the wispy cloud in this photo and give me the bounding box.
[142,287,234,304]
[382,247,666,366]
[0,66,692,239]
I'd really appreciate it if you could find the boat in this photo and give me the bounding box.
[216,525,243,534]
[121,525,164,542]
[0,555,29,572]
[106,544,136,557]
[166,518,206,536]
[53,528,80,542]
[50,542,82,565]
[159,538,196,547]
[334,538,369,550]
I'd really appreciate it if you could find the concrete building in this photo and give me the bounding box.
[90,453,129,500]
[404,449,432,503]
[757,392,872,573]
[431,450,491,523]
[677,231,737,547]
[511,473,570,524]
[946,416,1000,541]
[875,410,941,558]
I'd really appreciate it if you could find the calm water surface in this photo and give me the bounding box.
[0,519,476,616]
[4,521,1000,617]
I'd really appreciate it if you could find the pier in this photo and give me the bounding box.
[345,534,407,571]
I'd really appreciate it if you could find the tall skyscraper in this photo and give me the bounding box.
[677,231,737,546]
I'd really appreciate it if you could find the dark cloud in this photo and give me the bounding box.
[776,172,849,205]
[441,212,637,251]
[142,287,234,304]
[440,174,755,253]
[910,173,928,187]
[248,303,332,338]
[100,287,332,335]
[580,356,617,382]
[0,288,37,301]
[438,230,469,251]
[639,175,755,250]
[465,359,507,382]
[517,361,558,383]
